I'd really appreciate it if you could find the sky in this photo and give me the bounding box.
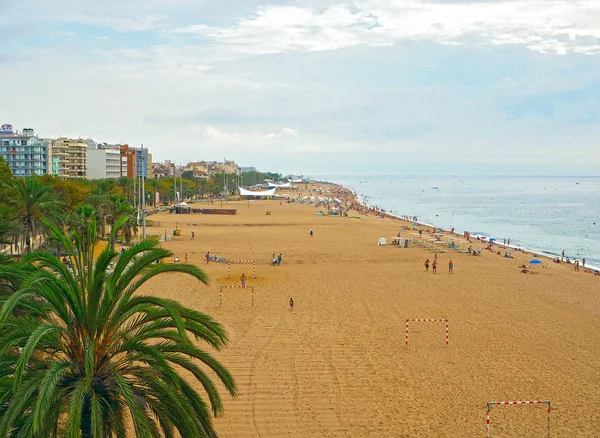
[1,0,600,176]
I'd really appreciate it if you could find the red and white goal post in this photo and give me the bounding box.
[405,318,449,346]
[219,285,255,307]
[228,260,257,278]
[486,400,551,437]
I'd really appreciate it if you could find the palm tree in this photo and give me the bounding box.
[148,179,159,207]
[0,215,236,437]
[65,205,102,265]
[85,180,115,237]
[0,206,20,257]
[0,208,31,301]
[3,178,60,253]
[116,177,132,202]
[105,195,138,247]
[85,192,108,237]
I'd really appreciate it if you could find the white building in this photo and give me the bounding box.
[87,144,121,179]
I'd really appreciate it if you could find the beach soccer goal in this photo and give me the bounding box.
[405,318,449,346]
[228,260,257,278]
[219,286,255,307]
[486,400,551,437]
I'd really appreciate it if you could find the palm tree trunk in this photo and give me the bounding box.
[81,398,92,438]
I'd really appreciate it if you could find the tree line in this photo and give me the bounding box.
[0,156,236,436]
[0,157,283,253]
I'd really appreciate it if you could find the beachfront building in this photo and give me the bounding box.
[151,163,172,179]
[48,138,88,179]
[119,145,136,177]
[87,143,121,179]
[136,147,151,177]
[184,160,241,177]
[0,125,48,177]
[120,145,151,177]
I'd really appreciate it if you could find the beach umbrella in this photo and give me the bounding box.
[489,238,496,241]
[529,259,542,264]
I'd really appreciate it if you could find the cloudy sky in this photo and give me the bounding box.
[1,0,600,175]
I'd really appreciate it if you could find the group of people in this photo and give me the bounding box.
[467,246,482,256]
[271,253,283,265]
[424,258,453,274]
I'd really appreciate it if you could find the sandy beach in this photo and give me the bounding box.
[139,184,600,437]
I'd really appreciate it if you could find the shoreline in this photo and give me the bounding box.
[327,179,600,273]
[141,192,600,436]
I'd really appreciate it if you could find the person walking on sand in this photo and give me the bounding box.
[205,251,210,264]
[424,258,430,272]
[310,229,314,237]
[289,297,294,311]
[562,249,565,262]
[240,273,247,288]
[583,258,586,267]
[449,260,453,274]
[185,253,188,263]
[432,260,437,274]
[191,231,195,240]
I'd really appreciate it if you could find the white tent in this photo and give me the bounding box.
[267,181,292,189]
[239,187,277,197]
[174,202,191,214]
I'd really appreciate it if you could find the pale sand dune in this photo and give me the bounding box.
[139,190,600,437]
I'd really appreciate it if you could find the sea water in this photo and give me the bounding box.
[321,175,600,270]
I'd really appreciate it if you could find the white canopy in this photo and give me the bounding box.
[239,187,277,197]
[267,181,292,189]
[178,202,189,206]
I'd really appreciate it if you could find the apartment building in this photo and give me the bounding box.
[0,125,48,177]
[184,160,241,176]
[87,143,121,179]
[136,147,151,177]
[119,144,136,177]
[47,138,88,179]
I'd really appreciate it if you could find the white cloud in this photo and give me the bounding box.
[175,0,600,56]
[3,0,600,175]
[199,125,300,141]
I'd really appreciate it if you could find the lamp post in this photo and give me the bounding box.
[142,146,146,240]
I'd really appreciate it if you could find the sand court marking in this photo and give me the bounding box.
[228,260,257,278]
[219,285,255,307]
[405,318,449,346]
[486,400,551,437]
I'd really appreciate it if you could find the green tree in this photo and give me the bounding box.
[105,195,134,248]
[85,180,116,237]
[39,175,89,210]
[0,207,21,269]
[0,157,12,205]
[147,179,160,207]
[0,216,236,437]
[116,177,132,202]
[4,178,61,253]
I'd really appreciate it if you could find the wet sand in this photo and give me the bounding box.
[139,185,600,437]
